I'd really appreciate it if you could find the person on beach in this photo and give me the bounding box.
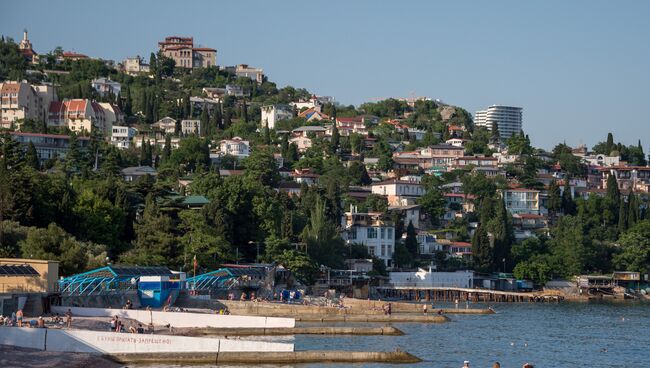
[423,304,428,314]
[65,309,72,328]
[110,316,116,331]
[16,309,24,327]
[37,316,45,328]
[137,323,144,334]
[493,362,501,368]
[462,360,470,367]
[522,364,534,368]
[240,292,247,301]
[11,311,16,326]
[128,324,137,333]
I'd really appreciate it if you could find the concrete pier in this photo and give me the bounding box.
[110,350,422,364]
[296,314,450,323]
[181,325,404,336]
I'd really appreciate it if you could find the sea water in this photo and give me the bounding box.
[147,301,650,368]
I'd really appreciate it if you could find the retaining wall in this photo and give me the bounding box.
[51,306,295,328]
[0,328,293,354]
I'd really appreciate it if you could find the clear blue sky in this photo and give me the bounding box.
[2,0,649,150]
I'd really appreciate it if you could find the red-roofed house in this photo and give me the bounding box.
[158,36,216,69]
[48,99,109,135]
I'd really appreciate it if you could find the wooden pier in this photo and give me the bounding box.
[378,286,564,303]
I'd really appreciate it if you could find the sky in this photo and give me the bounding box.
[2,0,649,150]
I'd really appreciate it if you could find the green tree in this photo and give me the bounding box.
[122,194,177,266]
[613,220,650,273]
[25,142,39,170]
[243,148,280,187]
[404,221,419,257]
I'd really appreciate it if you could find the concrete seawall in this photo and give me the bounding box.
[0,327,293,354]
[51,306,295,328]
[296,314,450,323]
[181,326,404,336]
[220,299,492,317]
[111,350,422,364]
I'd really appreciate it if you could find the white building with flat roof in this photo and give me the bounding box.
[474,105,522,138]
[111,125,137,149]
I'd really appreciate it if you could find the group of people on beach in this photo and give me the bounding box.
[109,315,146,334]
[0,309,72,329]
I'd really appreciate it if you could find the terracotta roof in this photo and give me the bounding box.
[193,47,216,52]
[62,51,89,59]
[373,179,422,186]
[450,242,472,247]
[1,82,21,93]
[64,99,88,112]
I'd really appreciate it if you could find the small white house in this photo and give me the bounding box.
[110,125,137,149]
[218,136,250,158]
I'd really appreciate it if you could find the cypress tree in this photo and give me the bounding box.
[331,124,340,152]
[404,221,419,257]
[618,199,628,233]
[241,99,248,123]
[561,179,576,215]
[25,142,39,170]
[547,181,562,213]
[162,135,172,162]
[605,174,620,225]
[627,192,639,227]
[263,120,271,145]
[200,107,209,137]
[124,86,133,116]
[638,140,647,166]
[606,133,614,154]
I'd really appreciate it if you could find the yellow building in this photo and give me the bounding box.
[0,258,59,293]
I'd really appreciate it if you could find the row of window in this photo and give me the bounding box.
[349,227,393,240]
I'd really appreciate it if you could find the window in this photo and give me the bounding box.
[380,228,385,239]
[349,228,357,240]
[387,228,393,239]
[381,244,386,256]
[368,246,375,256]
[367,228,377,239]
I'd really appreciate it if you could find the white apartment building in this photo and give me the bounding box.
[224,64,264,84]
[111,125,137,149]
[341,211,396,267]
[371,179,425,206]
[502,188,541,215]
[261,104,293,129]
[181,119,201,135]
[153,117,177,134]
[91,78,121,97]
[0,81,56,129]
[218,136,250,158]
[474,105,523,138]
[123,56,150,75]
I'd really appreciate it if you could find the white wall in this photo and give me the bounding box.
[51,306,295,328]
[390,270,474,288]
[0,328,293,354]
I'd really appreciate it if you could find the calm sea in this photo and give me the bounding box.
[150,301,650,368]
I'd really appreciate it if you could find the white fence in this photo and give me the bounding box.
[51,306,295,328]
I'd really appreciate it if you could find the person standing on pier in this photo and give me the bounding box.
[65,309,73,328]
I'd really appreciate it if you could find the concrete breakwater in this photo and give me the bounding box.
[340,298,495,314]
[111,350,422,365]
[220,299,491,317]
[179,325,404,336]
[295,314,450,323]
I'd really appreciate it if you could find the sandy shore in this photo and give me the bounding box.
[0,345,120,368]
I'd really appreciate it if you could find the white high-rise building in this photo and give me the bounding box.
[474,105,523,138]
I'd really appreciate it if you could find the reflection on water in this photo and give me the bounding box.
[143,301,650,368]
